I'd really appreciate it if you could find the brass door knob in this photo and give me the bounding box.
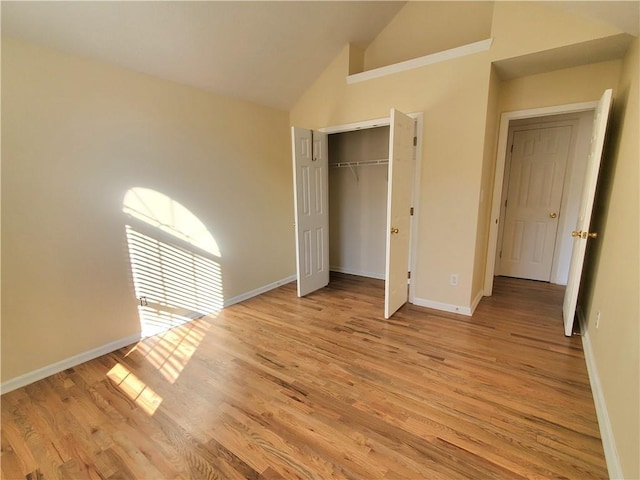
[390,227,399,234]
[549,212,558,218]
[572,230,598,239]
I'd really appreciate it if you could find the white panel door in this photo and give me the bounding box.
[499,125,572,281]
[384,109,415,319]
[292,127,329,297]
[563,89,613,336]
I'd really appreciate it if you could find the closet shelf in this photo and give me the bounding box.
[330,159,389,168]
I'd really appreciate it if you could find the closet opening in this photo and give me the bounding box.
[292,110,423,318]
[328,126,390,281]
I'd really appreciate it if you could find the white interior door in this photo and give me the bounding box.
[292,127,329,297]
[562,89,613,336]
[498,125,572,281]
[384,109,415,318]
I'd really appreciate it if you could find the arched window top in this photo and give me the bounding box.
[123,187,220,257]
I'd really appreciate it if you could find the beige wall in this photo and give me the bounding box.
[363,1,494,71]
[292,46,494,309]
[498,60,623,112]
[490,1,622,62]
[1,37,293,382]
[581,38,639,479]
[472,66,500,302]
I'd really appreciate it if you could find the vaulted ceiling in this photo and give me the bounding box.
[1,1,404,110]
[2,1,638,110]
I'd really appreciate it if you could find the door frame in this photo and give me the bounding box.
[319,112,424,304]
[484,101,598,296]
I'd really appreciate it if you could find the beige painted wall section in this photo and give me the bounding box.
[491,1,624,61]
[291,45,493,309]
[498,60,622,113]
[472,66,500,301]
[581,38,639,479]
[1,37,293,382]
[363,1,493,71]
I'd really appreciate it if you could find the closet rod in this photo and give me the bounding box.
[330,158,389,168]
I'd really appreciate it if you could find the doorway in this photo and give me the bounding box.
[328,125,390,281]
[485,103,598,295]
[486,90,613,338]
[496,115,591,282]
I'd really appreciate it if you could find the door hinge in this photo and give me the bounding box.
[499,250,502,259]
[504,199,508,208]
[408,271,411,279]
[410,207,414,216]
[510,143,514,153]
[413,136,417,146]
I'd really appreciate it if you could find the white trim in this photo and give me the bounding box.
[319,112,422,134]
[224,274,296,307]
[408,112,424,305]
[347,39,493,85]
[412,297,472,316]
[470,289,484,315]
[578,309,623,479]
[0,333,142,395]
[330,267,385,280]
[483,100,599,296]
[320,116,390,134]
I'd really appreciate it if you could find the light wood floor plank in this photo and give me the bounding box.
[1,274,607,479]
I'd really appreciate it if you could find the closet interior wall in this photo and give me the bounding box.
[328,126,390,279]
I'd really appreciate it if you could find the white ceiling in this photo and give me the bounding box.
[1,1,405,110]
[2,1,638,110]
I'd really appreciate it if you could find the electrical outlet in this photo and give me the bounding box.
[450,274,459,286]
[595,310,601,329]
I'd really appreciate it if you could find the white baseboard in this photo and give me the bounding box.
[224,274,296,307]
[412,296,472,316]
[329,266,385,280]
[0,333,141,395]
[470,290,484,315]
[578,308,623,480]
[1,275,297,395]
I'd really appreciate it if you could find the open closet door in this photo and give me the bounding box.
[562,89,613,336]
[384,109,415,318]
[292,127,329,297]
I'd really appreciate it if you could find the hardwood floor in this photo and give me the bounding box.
[1,274,607,479]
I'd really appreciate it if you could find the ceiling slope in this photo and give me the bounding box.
[3,2,637,109]
[2,1,405,110]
